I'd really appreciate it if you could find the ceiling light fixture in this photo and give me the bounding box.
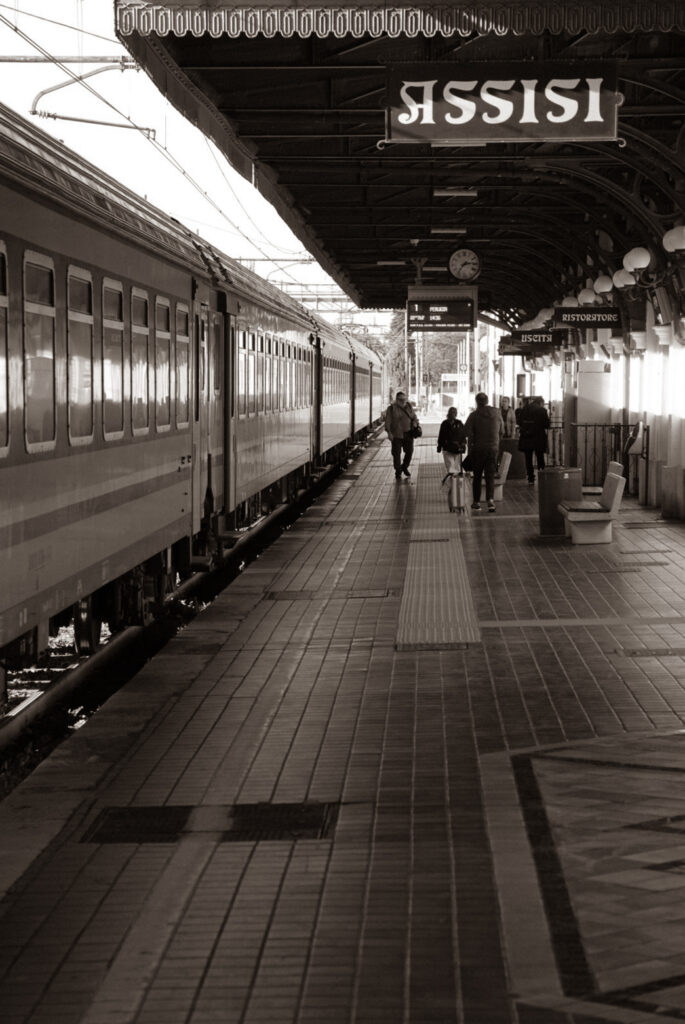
[430,227,467,235]
[433,188,478,198]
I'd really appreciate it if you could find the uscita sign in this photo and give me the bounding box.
[386,62,618,144]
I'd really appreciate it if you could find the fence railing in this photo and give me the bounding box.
[568,422,649,491]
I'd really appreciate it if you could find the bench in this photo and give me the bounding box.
[582,460,624,495]
[558,471,626,544]
[493,451,512,502]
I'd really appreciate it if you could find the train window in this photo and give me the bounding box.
[131,292,148,327]
[103,286,123,321]
[0,248,6,451]
[176,302,190,427]
[25,261,54,306]
[102,278,124,438]
[156,302,170,333]
[67,268,93,442]
[131,288,149,433]
[68,275,91,314]
[23,253,56,449]
[155,300,171,430]
[176,306,189,338]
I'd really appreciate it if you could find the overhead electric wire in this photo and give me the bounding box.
[0,1,118,44]
[203,137,306,257]
[0,11,338,302]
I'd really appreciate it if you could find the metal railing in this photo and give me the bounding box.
[569,422,649,491]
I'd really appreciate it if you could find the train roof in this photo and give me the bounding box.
[0,102,382,363]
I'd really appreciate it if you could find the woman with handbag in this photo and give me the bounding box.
[384,390,420,479]
[437,407,467,478]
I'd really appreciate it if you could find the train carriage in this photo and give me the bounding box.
[0,103,383,677]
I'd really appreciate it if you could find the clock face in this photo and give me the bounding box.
[449,248,481,281]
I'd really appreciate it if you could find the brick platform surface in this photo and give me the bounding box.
[2,427,685,1023]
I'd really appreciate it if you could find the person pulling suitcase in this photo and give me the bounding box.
[437,407,468,513]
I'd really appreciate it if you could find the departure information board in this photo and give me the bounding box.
[407,298,476,332]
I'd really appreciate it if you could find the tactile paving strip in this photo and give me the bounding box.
[81,802,340,843]
[396,462,480,650]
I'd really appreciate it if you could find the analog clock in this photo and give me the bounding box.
[449,248,481,281]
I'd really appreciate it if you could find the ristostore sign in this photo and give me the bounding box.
[553,307,621,330]
[386,62,618,144]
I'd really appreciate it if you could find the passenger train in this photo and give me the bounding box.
[0,103,384,671]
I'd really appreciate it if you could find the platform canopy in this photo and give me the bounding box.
[116,1,685,324]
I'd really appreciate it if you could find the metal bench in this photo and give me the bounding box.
[558,471,626,544]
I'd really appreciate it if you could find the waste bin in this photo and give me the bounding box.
[500,437,528,479]
[538,467,583,535]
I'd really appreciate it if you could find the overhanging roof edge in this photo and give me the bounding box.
[117,29,363,306]
[115,1,685,39]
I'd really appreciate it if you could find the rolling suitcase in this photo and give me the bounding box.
[450,471,467,513]
[445,454,467,513]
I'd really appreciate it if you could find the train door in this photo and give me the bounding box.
[311,334,321,457]
[192,304,209,534]
[207,309,225,513]
[350,352,356,438]
[224,316,236,511]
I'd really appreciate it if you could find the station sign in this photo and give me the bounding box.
[499,328,568,355]
[553,306,621,329]
[407,297,476,331]
[510,328,569,346]
[386,61,618,145]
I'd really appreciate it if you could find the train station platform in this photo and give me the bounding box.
[3,426,685,1024]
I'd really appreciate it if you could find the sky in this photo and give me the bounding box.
[0,1,390,337]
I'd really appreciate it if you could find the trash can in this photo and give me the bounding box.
[500,437,528,479]
[538,467,583,535]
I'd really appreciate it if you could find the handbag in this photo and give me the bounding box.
[461,453,473,472]
[411,424,422,438]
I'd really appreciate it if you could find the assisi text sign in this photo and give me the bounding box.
[407,298,476,332]
[387,61,618,145]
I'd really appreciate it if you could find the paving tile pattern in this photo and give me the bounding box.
[1,429,685,1023]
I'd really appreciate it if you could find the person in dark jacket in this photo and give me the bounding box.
[517,395,550,484]
[384,390,419,479]
[437,407,467,477]
[464,392,503,512]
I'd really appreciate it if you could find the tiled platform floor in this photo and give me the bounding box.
[2,428,685,1023]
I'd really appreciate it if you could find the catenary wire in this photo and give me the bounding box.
[0,1,119,44]
[0,11,339,300]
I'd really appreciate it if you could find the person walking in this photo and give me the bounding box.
[518,395,550,484]
[499,396,516,438]
[385,390,419,479]
[437,406,467,478]
[464,392,503,512]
